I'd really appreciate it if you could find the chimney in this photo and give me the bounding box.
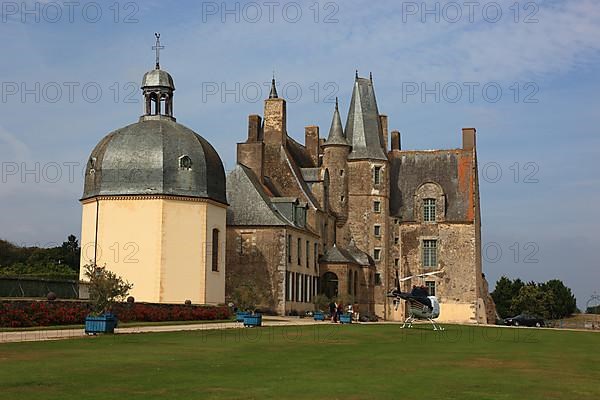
[462,128,476,150]
[237,141,264,183]
[305,126,320,167]
[391,130,401,151]
[263,98,286,144]
[247,115,262,142]
[379,115,388,151]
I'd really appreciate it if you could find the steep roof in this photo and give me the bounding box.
[389,149,477,222]
[226,164,290,226]
[345,77,386,160]
[320,244,358,264]
[323,99,349,147]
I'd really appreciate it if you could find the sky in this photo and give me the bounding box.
[0,0,599,309]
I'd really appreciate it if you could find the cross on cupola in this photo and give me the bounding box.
[141,33,176,120]
[153,32,165,69]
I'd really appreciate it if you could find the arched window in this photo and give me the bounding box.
[354,270,358,296]
[211,229,219,272]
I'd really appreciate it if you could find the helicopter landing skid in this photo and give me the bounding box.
[401,316,445,331]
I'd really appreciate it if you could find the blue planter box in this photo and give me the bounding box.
[243,314,262,327]
[85,313,117,334]
[236,311,252,322]
[340,314,352,324]
[314,312,325,321]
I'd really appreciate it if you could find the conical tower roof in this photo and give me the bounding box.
[323,98,349,146]
[345,76,386,160]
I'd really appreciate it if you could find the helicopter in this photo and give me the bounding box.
[387,269,445,331]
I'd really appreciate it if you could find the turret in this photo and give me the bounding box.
[321,98,350,225]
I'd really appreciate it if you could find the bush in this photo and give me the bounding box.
[0,300,232,328]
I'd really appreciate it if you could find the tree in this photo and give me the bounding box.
[540,279,578,318]
[510,284,556,319]
[83,263,133,315]
[491,276,524,318]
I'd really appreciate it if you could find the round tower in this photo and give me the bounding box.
[321,98,350,227]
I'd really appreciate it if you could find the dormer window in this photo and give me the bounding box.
[88,157,97,174]
[179,155,192,171]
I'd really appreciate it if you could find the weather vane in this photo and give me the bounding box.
[152,33,164,69]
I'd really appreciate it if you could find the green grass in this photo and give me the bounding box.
[0,324,599,399]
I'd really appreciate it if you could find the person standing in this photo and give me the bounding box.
[337,302,344,323]
[329,300,337,323]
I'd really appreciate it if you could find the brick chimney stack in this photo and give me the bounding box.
[462,128,476,150]
[305,126,320,167]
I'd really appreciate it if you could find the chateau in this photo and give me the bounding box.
[226,76,496,323]
[79,49,495,323]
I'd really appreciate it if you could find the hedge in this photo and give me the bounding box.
[0,300,232,328]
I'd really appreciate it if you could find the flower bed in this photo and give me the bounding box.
[0,300,231,328]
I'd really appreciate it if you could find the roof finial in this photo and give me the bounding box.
[269,73,278,99]
[370,71,373,82]
[355,69,359,79]
[335,96,339,110]
[152,32,164,70]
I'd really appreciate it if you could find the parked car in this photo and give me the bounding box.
[504,314,545,327]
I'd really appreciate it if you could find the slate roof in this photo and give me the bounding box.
[323,100,349,147]
[320,242,374,267]
[226,164,318,233]
[320,244,358,264]
[389,149,476,222]
[345,77,387,160]
[82,116,226,204]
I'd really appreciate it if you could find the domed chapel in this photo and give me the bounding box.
[79,35,227,304]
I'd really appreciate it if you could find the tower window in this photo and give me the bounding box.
[340,169,344,177]
[424,199,436,222]
[423,239,437,268]
[374,272,382,286]
[373,166,382,185]
[211,229,219,272]
[341,195,345,203]
[394,258,399,267]
[179,155,192,171]
[425,281,436,296]
[394,236,399,245]
[373,248,381,261]
[373,201,381,213]
[374,225,381,237]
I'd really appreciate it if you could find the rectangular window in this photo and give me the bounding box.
[425,281,436,296]
[423,199,436,222]
[295,273,300,302]
[423,239,438,268]
[314,243,318,269]
[374,225,381,237]
[373,166,382,185]
[394,236,399,245]
[306,240,310,268]
[373,248,381,261]
[373,201,381,213]
[297,238,302,265]
[394,258,399,267]
[374,272,382,286]
[285,272,291,301]
[287,235,292,263]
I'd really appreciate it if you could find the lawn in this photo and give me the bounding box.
[0,324,598,399]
